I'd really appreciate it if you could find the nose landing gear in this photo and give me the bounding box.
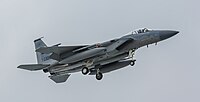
[130,60,136,66]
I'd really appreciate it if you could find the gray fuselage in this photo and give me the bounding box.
[49,30,178,74]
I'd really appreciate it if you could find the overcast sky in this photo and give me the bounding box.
[0,0,200,102]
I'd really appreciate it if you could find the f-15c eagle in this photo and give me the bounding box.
[18,28,179,83]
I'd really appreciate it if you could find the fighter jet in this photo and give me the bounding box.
[18,28,179,83]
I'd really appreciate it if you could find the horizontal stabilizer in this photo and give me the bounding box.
[17,64,49,71]
[36,45,87,54]
[49,73,70,83]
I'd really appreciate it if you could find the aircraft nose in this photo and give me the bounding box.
[159,30,179,40]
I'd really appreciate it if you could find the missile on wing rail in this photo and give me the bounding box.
[50,62,84,73]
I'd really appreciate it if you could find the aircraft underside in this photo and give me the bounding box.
[48,49,136,81]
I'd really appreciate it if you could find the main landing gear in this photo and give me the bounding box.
[81,67,103,80]
[82,67,89,75]
[82,60,93,75]
[96,69,103,80]
[129,49,136,66]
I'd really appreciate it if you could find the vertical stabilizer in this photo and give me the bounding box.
[34,37,55,64]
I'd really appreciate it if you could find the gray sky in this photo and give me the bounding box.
[0,0,199,102]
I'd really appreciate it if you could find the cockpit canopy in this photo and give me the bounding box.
[125,28,152,35]
[135,28,151,34]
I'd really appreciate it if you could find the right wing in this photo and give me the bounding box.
[17,64,49,71]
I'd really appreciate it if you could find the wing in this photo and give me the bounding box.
[49,73,71,83]
[36,45,87,55]
[17,64,49,71]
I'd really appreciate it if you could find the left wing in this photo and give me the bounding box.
[17,64,49,71]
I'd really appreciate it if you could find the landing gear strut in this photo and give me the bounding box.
[82,67,89,75]
[82,59,94,75]
[129,49,136,66]
[96,69,103,80]
[96,72,103,80]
